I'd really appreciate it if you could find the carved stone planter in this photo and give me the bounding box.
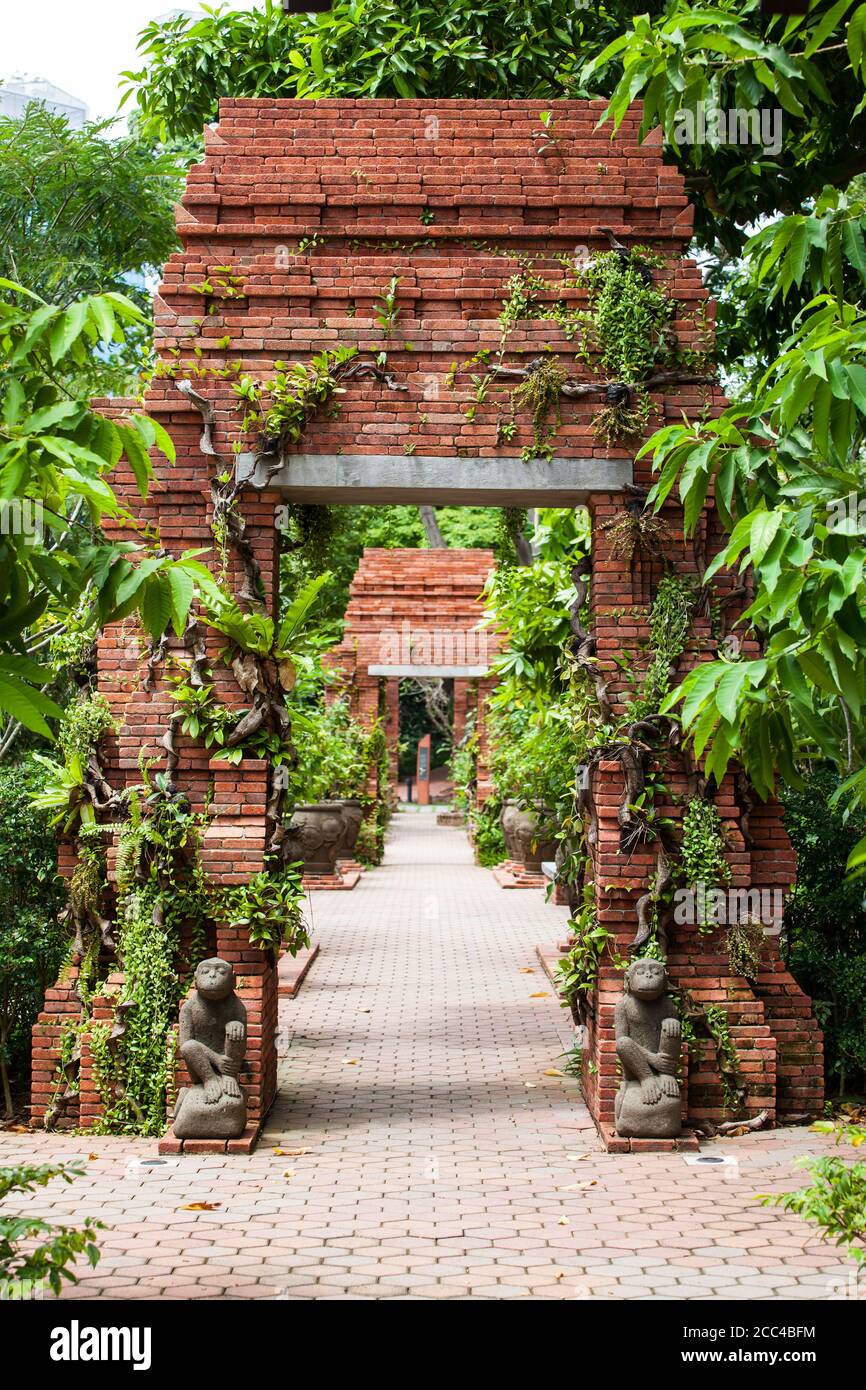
[336,798,364,858]
[282,802,345,874]
[500,800,558,872]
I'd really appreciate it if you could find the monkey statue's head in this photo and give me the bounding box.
[195,957,235,1003]
[624,958,668,1001]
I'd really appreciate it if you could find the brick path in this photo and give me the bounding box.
[1,808,860,1299]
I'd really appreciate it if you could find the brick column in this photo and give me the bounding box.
[583,495,823,1142]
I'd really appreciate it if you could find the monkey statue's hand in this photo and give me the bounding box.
[204,1076,222,1104]
[641,1076,662,1105]
[653,1053,678,1075]
[222,1075,241,1101]
[661,1073,679,1099]
[225,1021,245,1043]
[661,1017,681,1040]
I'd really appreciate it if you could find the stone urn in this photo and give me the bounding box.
[499,800,524,861]
[501,800,558,872]
[336,798,364,858]
[282,801,345,874]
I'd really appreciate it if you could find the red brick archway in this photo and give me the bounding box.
[325,547,501,800]
[31,99,822,1150]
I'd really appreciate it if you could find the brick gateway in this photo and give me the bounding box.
[32,100,822,1151]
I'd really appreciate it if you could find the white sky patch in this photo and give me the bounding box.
[1,0,263,125]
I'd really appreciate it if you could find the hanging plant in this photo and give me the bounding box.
[600,505,671,564]
[576,248,674,385]
[510,355,568,460]
[727,916,765,981]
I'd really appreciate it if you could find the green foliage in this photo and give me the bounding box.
[219,867,308,955]
[680,797,731,932]
[0,1163,101,1294]
[0,284,209,735]
[28,693,119,833]
[482,510,598,876]
[260,346,357,445]
[281,503,505,644]
[0,759,66,1114]
[469,798,507,868]
[287,697,380,804]
[123,0,607,141]
[510,355,567,461]
[488,699,581,820]
[704,1003,743,1112]
[759,1121,866,1264]
[582,1,866,253]
[90,777,214,1136]
[596,8,866,828]
[450,722,478,816]
[484,525,586,709]
[577,249,674,384]
[0,104,183,394]
[202,572,330,663]
[783,772,866,1095]
[555,886,625,1017]
[628,574,695,720]
[57,693,117,763]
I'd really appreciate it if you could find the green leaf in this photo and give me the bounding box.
[166,565,194,637]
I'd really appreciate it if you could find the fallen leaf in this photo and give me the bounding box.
[554,1271,566,1281]
[87,1153,99,1161]
[558,1216,570,1226]
[180,1202,220,1211]
[359,1007,372,1013]
[524,1082,537,1089]
[560,1180,597,1191]
[282,1169,296,1179]
[280,1147,310,1157]
[342,1058,359,1066]
[565,1153,591,1162]
[543,1068,564,1077]
[529,991,551,999]
[519,967,535,974]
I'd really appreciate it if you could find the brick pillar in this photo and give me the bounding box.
[584,494,823,1142]
[452,679,470,744]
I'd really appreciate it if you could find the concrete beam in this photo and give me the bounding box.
[368,665,490,678]
[237,452,632,504]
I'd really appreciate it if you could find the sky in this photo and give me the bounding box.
[0,0,263,125]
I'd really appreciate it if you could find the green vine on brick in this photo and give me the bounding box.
[681,797,732,933]
[678,987,745,1114]
[627,574,695,721]
[555,884,626,1025]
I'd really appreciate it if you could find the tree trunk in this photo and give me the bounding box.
[419,506,447,548]
[0,1021,13,1120]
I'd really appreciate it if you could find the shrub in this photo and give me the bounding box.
[759,1121,866,1265]
[0,759,67,1116]
[783,772,866,1096]
[0,1163,101,1294]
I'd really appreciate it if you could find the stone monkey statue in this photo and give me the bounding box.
[614,957,682,1138]
[172,958,247,1140]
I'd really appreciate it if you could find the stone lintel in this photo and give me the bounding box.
[368,664,490,678]
[237,453,632,504]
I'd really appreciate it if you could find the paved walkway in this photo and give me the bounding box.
[1,807,861,1299]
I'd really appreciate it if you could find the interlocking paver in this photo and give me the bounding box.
[0,806,859,1298]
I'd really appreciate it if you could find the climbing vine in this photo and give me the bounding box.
[555,884,626,1025]
[680,797,732,933]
